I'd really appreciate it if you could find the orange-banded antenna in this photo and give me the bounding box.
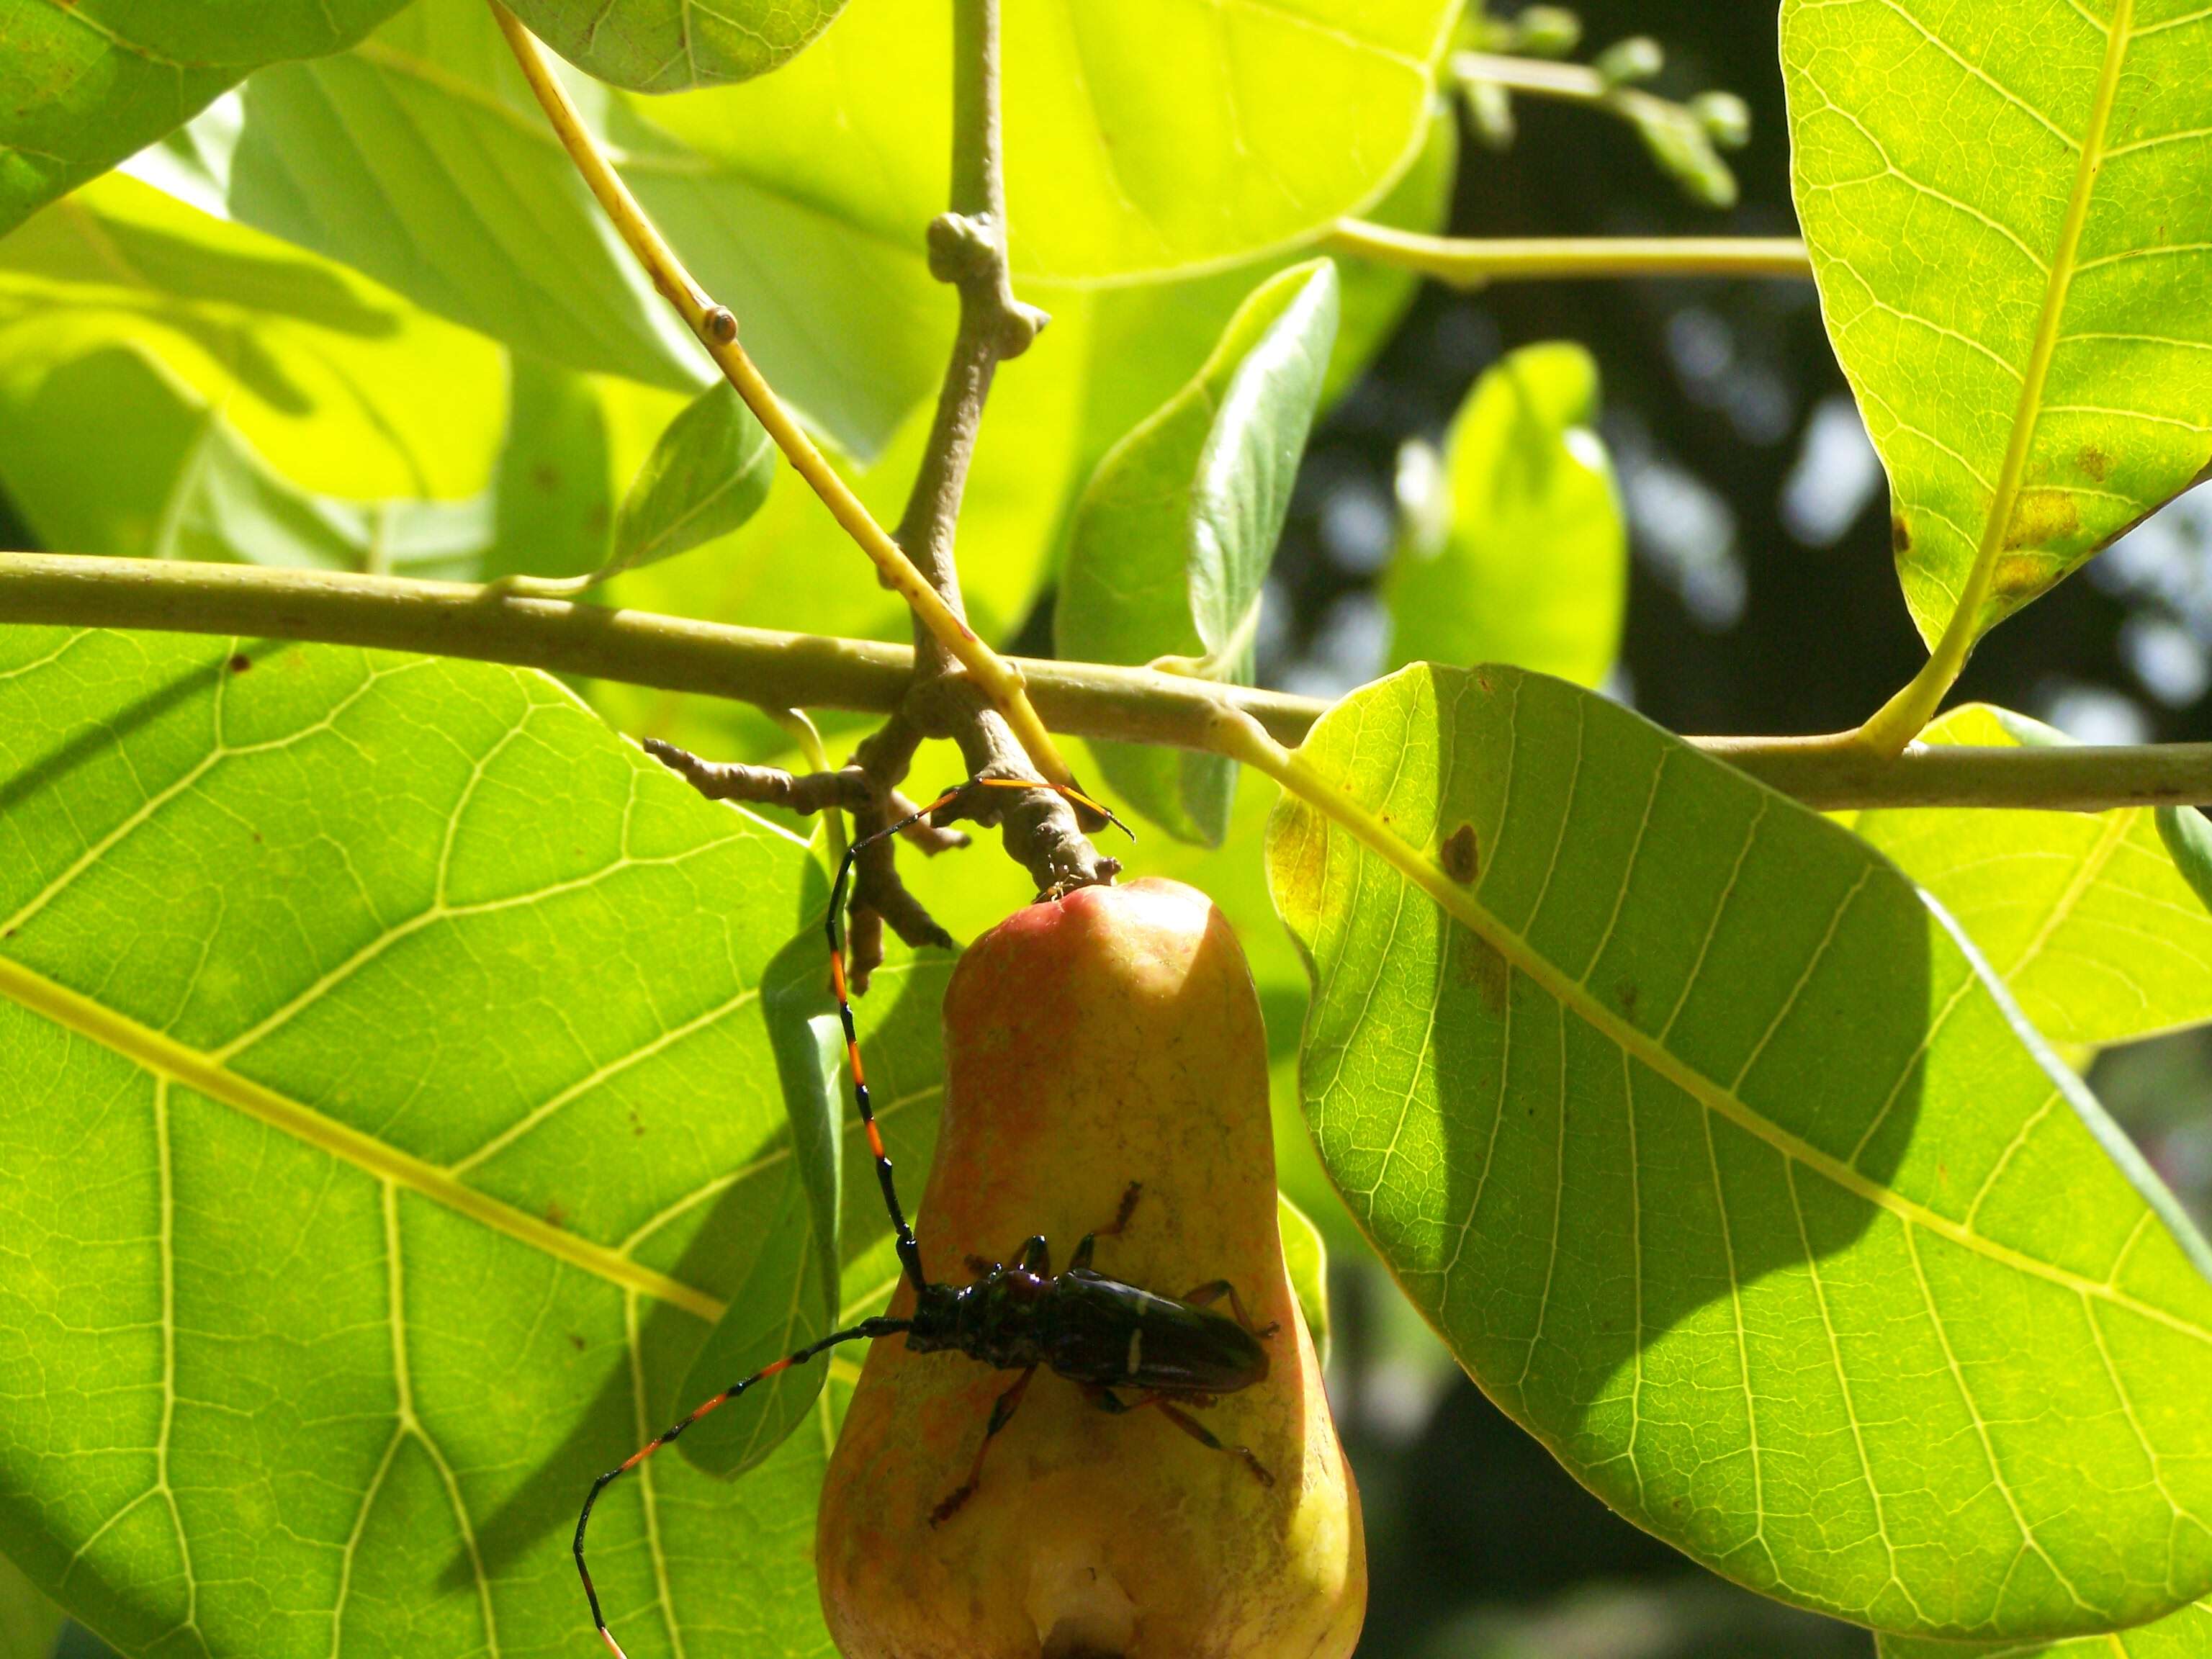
[576,776,1129,1659]
[572,1315,909,1657]
[822,778,1130,1295]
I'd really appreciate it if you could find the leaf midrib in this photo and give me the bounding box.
[0,950,727,1323]
[1943,0,2137,641]
[1268,740,2212,1349]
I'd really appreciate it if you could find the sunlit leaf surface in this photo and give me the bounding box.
[0,0,412,235]
[1060,260,1339,845]
[642,0,1457,283]
[1879,1594,2212,1656]
[1387,341,1627,686]
[175,0,948,460]
[602,383,775,584]
[1268,664,2212,1640]
[0,174,504,565]
[505,0,842,92]
[1847,706,2212,1046]
[1785,0,2212,647]
[0,626,874,1658]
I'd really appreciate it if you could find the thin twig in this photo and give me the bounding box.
[485,0,1079,796]
[638,741,871,814]
[1325,221,1812,286]
[6,553,2211,811]
[874,0,1116,901]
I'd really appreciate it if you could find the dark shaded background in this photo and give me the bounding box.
[1261,5,2212,1656]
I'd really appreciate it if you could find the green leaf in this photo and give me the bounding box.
[1267,663,2212,1640]
[483,359,617,583]
[1848,706,2212,1047]
[503,0,842,92]
[181,0,949,459]
[1277,1191,1332,1371]
[0,173,505,553]
[1783,0,2212,649]
[2158,807,2212,920]
[601,382,775,584]
[1386,341,1627,686]
[0,1552,63,1659]
[670,925,845,1478]
[1059,260,1341,845]
[637,0,1458,283]
[0,626,854,1658]
[1879,1596,2212,1657]
[0,0,412,238]
[1059,94,1460,459]
[593,291,1103,739]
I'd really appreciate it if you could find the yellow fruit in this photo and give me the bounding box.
[817,878,1365,1659]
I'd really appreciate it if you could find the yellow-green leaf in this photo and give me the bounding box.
[0,0,413,237]
[1387,341,1627,686]
[1059,260,1340,845]
[505,0,842,92]
[0,626,873,1658]
[1879,1595,2212,1656]
[1849,706,2212,1046]
[1267,664,2212,1640]
[1785,0,2212,648]
[639,0,1459,283]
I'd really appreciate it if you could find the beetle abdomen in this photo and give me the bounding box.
[1040,1273,1269,1394]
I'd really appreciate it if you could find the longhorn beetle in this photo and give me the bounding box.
[574,778,1280,1658]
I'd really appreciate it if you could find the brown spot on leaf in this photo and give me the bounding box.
[530,463,562,494]
[2077,444,2113,483]
[545,1201,569,1229]
[228,652,251,673]
[1617,980,1640,1018]
[568,1333,588,1352]
[1439,823,1480,884]
[2001,488,2080,552]
[1453,935,1510,1015]
[1891,513,1911,554]
[1992,552,2057,602]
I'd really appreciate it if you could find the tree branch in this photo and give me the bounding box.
[876,0,1116,899]
[3,554,2209,814]
[485,0,1079,797]
[1325,221,1813,286]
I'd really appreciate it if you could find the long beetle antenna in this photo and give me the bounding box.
[577,776,1126,1657]
[824,778,1129,1296]
[574,1314,912,1657]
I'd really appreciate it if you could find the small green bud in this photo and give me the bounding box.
[1512,6,1583,57]
[1691,90,1753,149]
[1594,35,1664,85]
[1463,78,1517,150]
[1466,12,1516,53]
[1629,104,1740,209]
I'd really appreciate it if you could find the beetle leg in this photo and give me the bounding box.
[931,1365,1037,1527]
[1086,1387,1273,1487]
[1069,1182,1143,1272]
[1015,1235,1051,1275]
[1151,1401,1275,1488]
[1106,1181,1143,1235]
[1181,1279,1279,1340]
